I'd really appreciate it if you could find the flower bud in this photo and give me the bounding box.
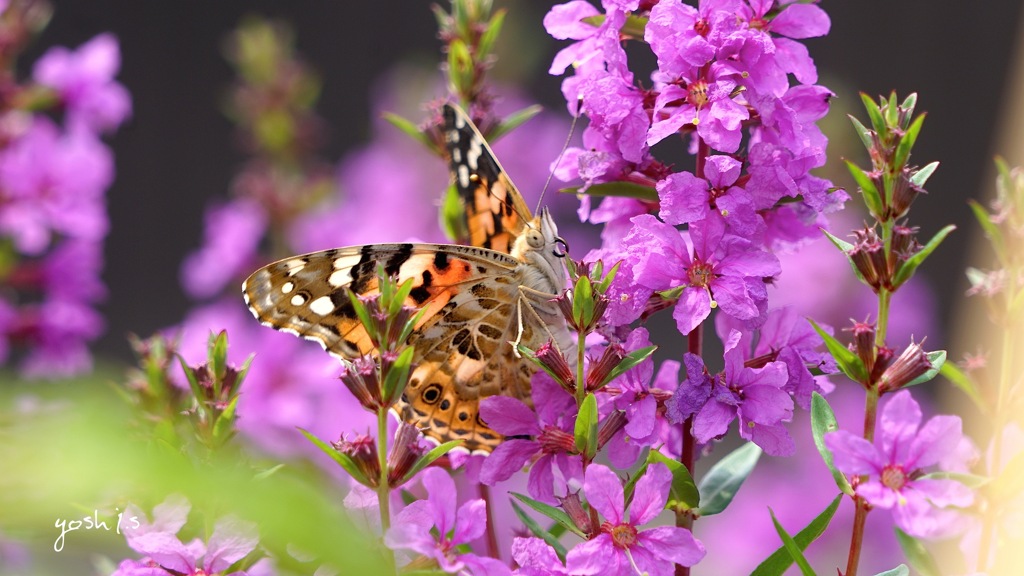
[586,343,625,392]
[387,423,427,487]
[849,319,876,375]
[332,432,380,487]
[534,340,576,392]
[557,492,593,535]
[340,355,382,411]
[878,341,932,393]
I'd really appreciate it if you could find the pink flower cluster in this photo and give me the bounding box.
[0,33,130,376]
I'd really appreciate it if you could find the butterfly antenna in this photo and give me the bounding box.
[535,102,582,214]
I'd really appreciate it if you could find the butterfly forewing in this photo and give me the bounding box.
[443,104,532,254]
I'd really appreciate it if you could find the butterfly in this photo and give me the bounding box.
[242,104,575,454]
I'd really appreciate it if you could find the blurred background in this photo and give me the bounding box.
[25,0,1024,362]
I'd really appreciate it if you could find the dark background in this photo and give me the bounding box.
[28,1,1024,363]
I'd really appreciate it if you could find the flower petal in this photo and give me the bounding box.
[421,467,457,536]
[825,431,883,476]
[452,499,488,545]
[479,396,540,436]
[584,464,625,524]
[480,439,539,485]
[638,525,706,567]
[630,463,671,526]
[203,517,259,573]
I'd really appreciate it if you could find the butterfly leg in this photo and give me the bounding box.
[512,285,569,358]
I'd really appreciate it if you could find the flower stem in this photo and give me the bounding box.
[376,406,391,533]
[479,482,500,560]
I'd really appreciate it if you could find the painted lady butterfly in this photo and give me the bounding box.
[242,104,574,454]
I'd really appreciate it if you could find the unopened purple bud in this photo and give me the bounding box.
[879,341,932,393]
[849,228,886,290]
[535,340,575,391]
[870,346,895,387]
[597,411,628,450]
[586,344,625,392]
[891,168,925,219]
[557,492,592,535]
[889,224,921,277]
[387,423,427,487]
[849,319,877,375]
[340,355,382,411]
[333,432,380,487]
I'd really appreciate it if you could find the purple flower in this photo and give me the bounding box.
[33,33,132,132]
[479,374,581,504]
[181,198,267,299]
[0,119,112,254]
[115,495,269,576]
[657,156,759,236]
[644,0,715,79]
[825,390,976,539]
[565,463,705,575]
[512,537,571,576]
[601,328,680,467]
[647,62,748,153]
[715,307,835,409]
[627,214,779,335]
[385,468,511,576]
[667,329,795,456]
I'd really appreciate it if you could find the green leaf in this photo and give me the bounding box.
[845,160,884,218]
[597,260,621,294]
[510,492,586,538]
[968,199,1006,266]
[574,393,598,459]
[382,112,434,152]
[859,92,885,136]
[768,508,816,576]
[399,440,463,486]
[900,92,918,117]
[212,394,240,442]
[820,228,864,283]
[808,318,867,385]
[696,442,761,516]
[751,495,842,576]
[938,361,986,414]
[476,8,506,60]
[848,115,874,153]
[873,565,910,576]
[510,500,568,561]
[489,105,542,142]
[572,275,594,329]
[918,470,989,490]
[649,450,699,510]
[909,160,939,188]
[298,428,372,487]
[621,13,648,38]
[382,346,416,404]
[347,290,375,342]
[895,528,939,576]
[560,181,659,202]
[593,345,657,390]
[810,392,853,495]
[893,112,925,169]
[892,224,956,288]
[210,330,229,387]
[884,92,899,129]
[176,355,205,414]
[439,184,467,242]
[902,350,945,388]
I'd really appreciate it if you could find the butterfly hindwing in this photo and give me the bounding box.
[243,243,543,453]
[443,104,532,254]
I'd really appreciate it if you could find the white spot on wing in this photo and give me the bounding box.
[309,296,334,316]
[458,165,470,188]
[281,282,294,294]
[329,269,352,287]
[291,294,306,306]
[452,147,461,163]
[284,259,305,276]
[466,140,482,170]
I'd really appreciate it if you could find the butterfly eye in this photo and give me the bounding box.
[552,237,569,258]
[527,229,544,249]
